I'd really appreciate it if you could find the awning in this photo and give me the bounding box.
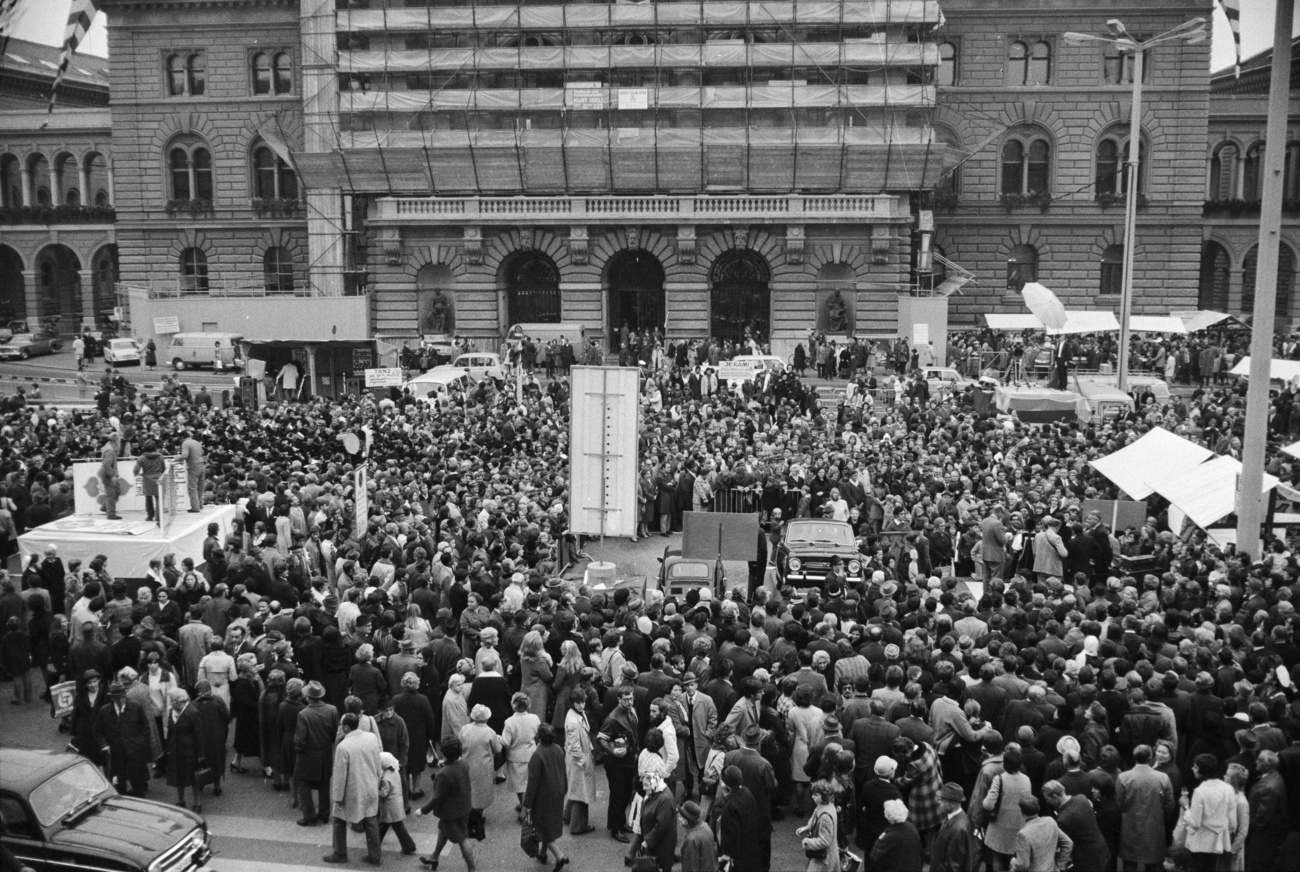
[1147,455,1277,529]
[1282,442,1300,461]
[1228,356,1300,381]
[1129,315,1187,334]
[1088,426,1213,500]
[1172,310,1250,332]
[983,310,1119,335]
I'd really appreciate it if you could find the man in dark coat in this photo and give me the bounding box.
[38,545,66,615]
[868,800,924,872]
[414,737,475,870]
[857,755,903,852]
[92,680,153,796]
[164,687,203,810]
[721,725,776,872]
[1246,751,1288,872]
[1044,780,1110,872]
[294,680,340,825]
[713,765,761,872]
[191,680,230,800]
[638,770,678,872]
[931,782,977,872]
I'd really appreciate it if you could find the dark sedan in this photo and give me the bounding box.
[0,748,212,872]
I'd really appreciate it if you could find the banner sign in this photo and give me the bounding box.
[354,466,369,538]
[364,367,403,388]
[50,680,76,719]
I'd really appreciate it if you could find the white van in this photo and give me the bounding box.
[402,367,472,406]
[165,332,244,370]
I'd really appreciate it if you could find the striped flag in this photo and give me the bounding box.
[1218,0,1241,77]
[0,0,24,60]
[44,0,100,120]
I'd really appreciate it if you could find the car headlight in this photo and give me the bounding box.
[847,560,862,574]
[787,557,802,572]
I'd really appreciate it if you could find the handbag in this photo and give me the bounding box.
[193,766,215,790]
[973,774,1003,829]
[519,820,540,859]
[492,745,507,770]
[629,858,659,872]
[803,812,832,861]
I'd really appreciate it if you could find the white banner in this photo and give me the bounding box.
[364,367,404,388]
[354,467,369,539]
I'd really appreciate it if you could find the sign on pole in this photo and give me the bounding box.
[354,466,369,537]
[364,367,404,388]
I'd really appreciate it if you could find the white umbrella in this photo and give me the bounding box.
[1020,282,1068,330]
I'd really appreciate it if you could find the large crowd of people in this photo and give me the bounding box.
[0,325,1298,872]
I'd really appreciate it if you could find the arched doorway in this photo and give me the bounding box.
[1198,242,1230,311]
[1243,242,1296,326]
[710,249,770,344]
[35,244,82,332]
[503,251,561,324]
[0,246,24,323]
[91,245,119,330]
[606,250,664,349]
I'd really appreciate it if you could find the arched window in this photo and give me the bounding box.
[166,54,186,96]
[1243,142,1263,201]
[1209,143,1238,201]
[252,145,298,199]
[1028,41,1051,85]
[710,250,771,343]
[504,251,561,324]
[1006,41,1028,86]
[1285,142,1300,203]
[1242,243,1296,323]
[169,148,191,199]
[938,42,957,86]
[180,247,209,292]
[1198,242,1230,311]
[1099,244,1124,296]
[1006,243,1038,291]
[186,53,206,96]
[1001,130,1052,195]
[167,143,213,202]
[263,247,295,292]
[273,52,293,94]
[252,52,272,95]
[1096,133,1147,197]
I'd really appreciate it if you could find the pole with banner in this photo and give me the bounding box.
[354,465,369,540]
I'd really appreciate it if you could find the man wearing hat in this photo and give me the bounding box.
[678,799,716,872]
[295,680,341,826]
[386,636,422,690]
[858,755,902,852]
[92,679,153,796]
[931,782,977,872]
[711,766,760,872]
[721,723,776,872]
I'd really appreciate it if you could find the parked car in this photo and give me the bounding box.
[717,354,787,384]
[452,352,506,382]
[0,331,61,360]
[922,366,976,394]
[0,747,213,872]
[775,518,863,598]
[403,367,473,406]
[103,338,142,365]
[655,547,724,600]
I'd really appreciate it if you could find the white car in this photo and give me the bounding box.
[922,366,975,394]
[102,338,142,365]
[716,354,787,384]
[452,352,506,382]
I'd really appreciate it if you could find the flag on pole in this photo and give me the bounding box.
[256,115,298,173]
[0,0,24,60]
[45,0,101,122]
[1218,0,1241,77]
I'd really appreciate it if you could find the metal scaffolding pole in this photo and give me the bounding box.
[1237,0,1295,557]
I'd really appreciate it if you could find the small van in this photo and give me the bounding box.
[506,322,585,349]
[402,367,472,406]
[165,332,244,370]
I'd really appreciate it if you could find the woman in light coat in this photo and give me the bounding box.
[377,751,418,854]
[788,684,825,815]
[459,703,503,838]
[564,694,597,834]
[1183,754,1239,872]
[518,631,553,719]
[799,778,841,872]
[441,673,470,744]
[980,743,1034,869]
[1223,762,1251,872]
[196,637,235,708]
[501,691,540,819]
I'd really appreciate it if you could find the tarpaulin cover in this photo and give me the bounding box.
[1229,356,1300,381]
[984,311,1119,335]
[1147,455,1277,530]
[993,386,1088,421]
[1129,315,1187,334]
[1088,427,1213,500]
[1173,310,1249,332]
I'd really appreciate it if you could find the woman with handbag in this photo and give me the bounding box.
[979,744,1033,872]
[523,722,569,871]
[164,687,203,811]
[799,779,841,872]
[459,703,503,841]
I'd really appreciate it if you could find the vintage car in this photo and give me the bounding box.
[0,747,213,872]
[452,352,506,382]
[655,548,724,600]
[103,338,143,365]
[775,518,863,596]
[0,331,61,360]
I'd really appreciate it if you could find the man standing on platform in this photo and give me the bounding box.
[98,429,121,520]
[179,429,205,513]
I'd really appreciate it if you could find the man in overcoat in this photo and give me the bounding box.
[295,680,340,826]
[324,712,383,865]
[92,680,152,796]
[1114,744,1174,871]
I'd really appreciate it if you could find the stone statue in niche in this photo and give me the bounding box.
[423,288,454,334]
[825,289,849,333]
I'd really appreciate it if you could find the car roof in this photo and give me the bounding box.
[0,747,80,795]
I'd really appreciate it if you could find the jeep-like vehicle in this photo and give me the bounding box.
[775,518,863,596]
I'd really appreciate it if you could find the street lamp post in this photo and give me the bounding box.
[1063,18,1206,393]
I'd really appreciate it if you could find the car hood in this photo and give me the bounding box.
[49,796,202,859]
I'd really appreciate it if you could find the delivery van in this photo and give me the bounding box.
[165,332,244,370]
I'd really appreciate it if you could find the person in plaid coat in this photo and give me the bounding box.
[893,737,945,848]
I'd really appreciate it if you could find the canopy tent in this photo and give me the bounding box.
[1283,442,1300,461]
[983,311,1119,335]
[1228,356,1300,381]
[1088,426,1213,500]
[1129,315,1187,334]
[1147,455,1277,530]
[1172,310,1250,333]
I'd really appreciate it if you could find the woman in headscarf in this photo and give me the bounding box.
[377,750,418,855]
[191,679,231,801]
[501,691,540,819]
[278,678,307,803]
[229,652,264,774]
[460,703,503,840]
[442,673,470,746]
[524,722,570,872]
[164,687,202,811]
[550,639,584,731]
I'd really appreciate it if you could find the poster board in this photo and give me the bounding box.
[682,511,760,562]
[1081,499,1148,533]
[73,461,189,515]
[49,680,76,719]
[568,366,640,538]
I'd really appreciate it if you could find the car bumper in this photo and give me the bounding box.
[0,351,24,359]
[782,572,864,585]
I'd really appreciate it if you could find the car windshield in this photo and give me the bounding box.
[29,761,113,827]
[667,562,710,580]
[785,522,854,546]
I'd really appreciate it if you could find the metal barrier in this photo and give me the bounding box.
[713,487,760,513]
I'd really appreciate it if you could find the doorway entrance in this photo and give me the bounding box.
[709,249,770,344]
[607,250,665,352]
